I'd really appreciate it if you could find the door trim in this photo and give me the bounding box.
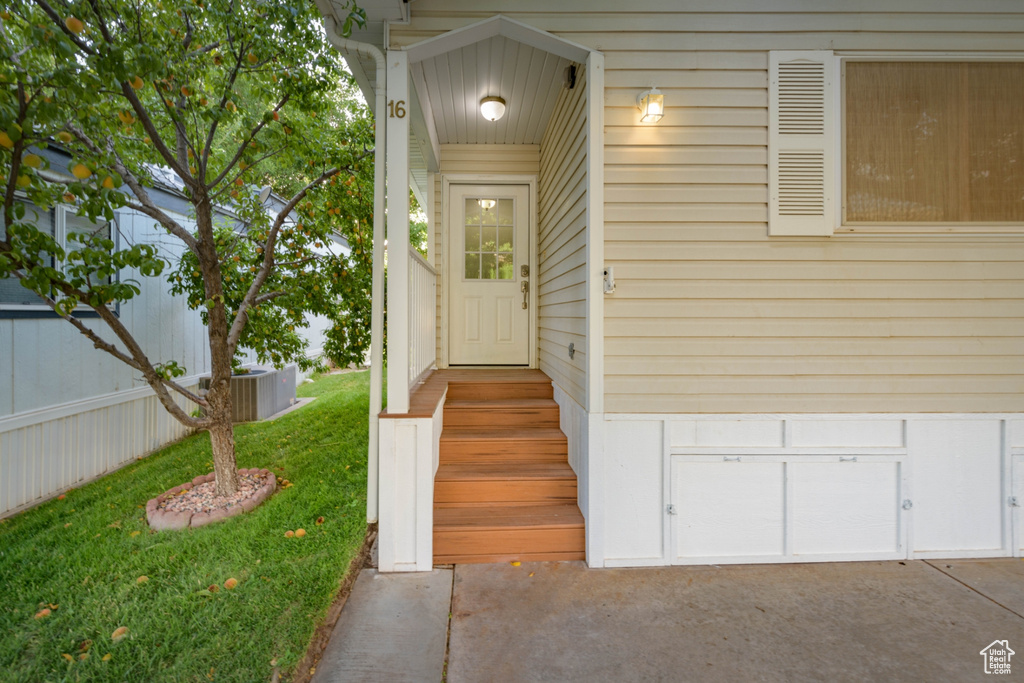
[441,174,538,369]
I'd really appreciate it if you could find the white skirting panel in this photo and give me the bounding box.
[553,383,588,503]
[376,396,443,573]
[0,382,200,517]
[600,414,1024,568]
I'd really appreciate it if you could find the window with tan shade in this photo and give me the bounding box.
[845,62,1024,224]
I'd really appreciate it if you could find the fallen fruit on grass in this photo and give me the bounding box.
[136,575,149,584]
[34,608,51,619]
[208,584,219,593]
[295,528,306,538]
[224,577,238,590]
[61,653,74,662]
[316,516,324,525]
[102,653,112,661]
[111,626,128,641]
[64,16,84,33]
[284,530,295,538]
[57,494,65,500]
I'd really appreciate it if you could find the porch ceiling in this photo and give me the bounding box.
[411,35,572,146]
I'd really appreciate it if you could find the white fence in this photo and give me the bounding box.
[408,248,437,388]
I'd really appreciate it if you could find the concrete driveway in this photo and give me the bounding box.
[313,558,1024,682]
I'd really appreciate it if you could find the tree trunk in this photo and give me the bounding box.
[194,189,240,497]
[208,413,239,496]
[206,376,239,497]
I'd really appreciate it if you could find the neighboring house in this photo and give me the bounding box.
[315,0,1024,572]
[0,146,343,516]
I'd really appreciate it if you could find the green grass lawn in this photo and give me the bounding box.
[0,370,370,683]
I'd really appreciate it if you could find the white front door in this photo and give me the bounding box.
[448,184,531,365]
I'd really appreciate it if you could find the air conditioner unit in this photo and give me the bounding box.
[199,365,296,422]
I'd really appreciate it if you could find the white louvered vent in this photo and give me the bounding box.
[777,62,825,135]
[769,51,835,236]
[778,151,825,215]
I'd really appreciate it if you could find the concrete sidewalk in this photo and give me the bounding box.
[313,558,1024,682]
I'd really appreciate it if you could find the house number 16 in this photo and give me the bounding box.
[388,100,406,118]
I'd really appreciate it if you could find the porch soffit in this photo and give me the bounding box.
[405,15,592,146]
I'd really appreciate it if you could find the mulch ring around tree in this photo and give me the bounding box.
[146,469,277,531]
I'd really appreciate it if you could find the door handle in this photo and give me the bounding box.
[521,280,529,309]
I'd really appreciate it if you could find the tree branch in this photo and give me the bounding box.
[6,269,209,428]
[253,290,288,305]
[120,85,196,188]
[87,0,116,44]
[32,0,96,55]
[65,124,200,255]
[224,155,368,353]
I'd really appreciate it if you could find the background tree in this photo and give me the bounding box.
[0,0,372,496]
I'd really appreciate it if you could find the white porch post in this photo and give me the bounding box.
[386,50,411,414]
[585,50,607,567]
[379,48,435,572]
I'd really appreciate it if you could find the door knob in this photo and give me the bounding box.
[521,280,529,309]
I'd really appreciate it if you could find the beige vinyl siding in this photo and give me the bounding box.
[395,2,1024,414]
[537,67,588,406]
[434,144,541,365]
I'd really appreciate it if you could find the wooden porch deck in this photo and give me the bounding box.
[386,369,585,565]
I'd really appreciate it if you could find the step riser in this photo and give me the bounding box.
[435,480,577,505]
[444,407,559,428]
[434,527,585,558]
[434,500,572,508]
[439,440,568,463]
[434,551,586,564]
[445,382,553,401]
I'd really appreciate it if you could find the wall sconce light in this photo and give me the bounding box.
[477,199,496,210]
[480,96,506,122]
[636,87,664,123]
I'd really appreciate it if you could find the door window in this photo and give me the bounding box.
[464,197,514,280]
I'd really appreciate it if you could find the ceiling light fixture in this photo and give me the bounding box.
[480,96,506,122]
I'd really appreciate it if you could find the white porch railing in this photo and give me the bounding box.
[408,247,437,388]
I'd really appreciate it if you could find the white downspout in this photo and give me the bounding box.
[323,18,386,524]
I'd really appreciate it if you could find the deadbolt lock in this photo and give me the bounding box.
[521,265,529,277]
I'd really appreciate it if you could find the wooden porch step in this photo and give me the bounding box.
[445,380,553,401]
[434,462,577,505]
[439,427,568,463]
[433,504,585,564]
[443,398,559,428]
